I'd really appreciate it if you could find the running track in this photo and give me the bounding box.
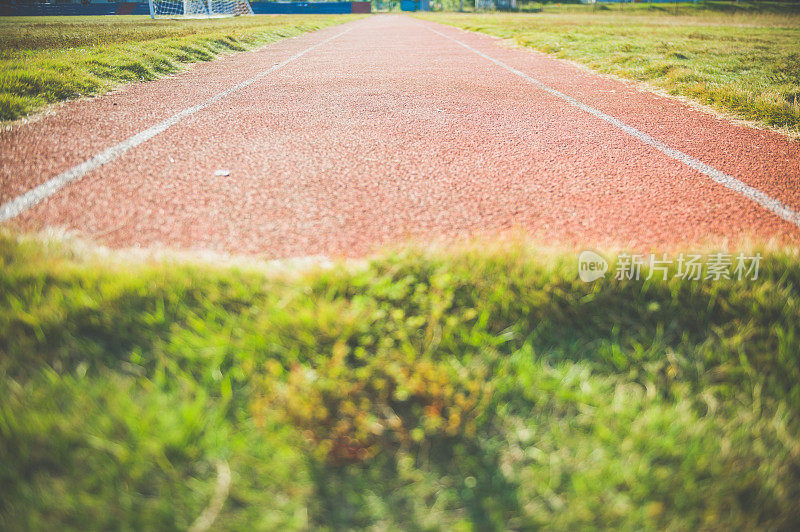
[2,15,799,257]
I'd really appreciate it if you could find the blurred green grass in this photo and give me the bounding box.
[0,15,360,121]
[2,232,800,529]
[417,3,800,136]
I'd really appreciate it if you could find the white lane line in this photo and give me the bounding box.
[424,24,800,230]
[0,26,353,223]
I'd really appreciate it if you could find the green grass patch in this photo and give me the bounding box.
[2,232,800,528]
[0,15,361,122]
[416,3,800,136]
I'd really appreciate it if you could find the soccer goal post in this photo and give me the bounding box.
[149,0,253,18]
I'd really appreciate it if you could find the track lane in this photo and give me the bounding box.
[3,15,799,256]
[418,20,800,213]
[0,21,359,206]
[420,21,800,227]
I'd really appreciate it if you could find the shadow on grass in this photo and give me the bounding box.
[309,435,522,530]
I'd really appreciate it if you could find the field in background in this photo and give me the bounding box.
[0,15,361,121]
[2,232,799,529]
[4,6,799,133]
[418,3,800,136]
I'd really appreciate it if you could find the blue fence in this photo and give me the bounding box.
[0,1,369,16]
[1,3,147,15]
[253,1,352,13]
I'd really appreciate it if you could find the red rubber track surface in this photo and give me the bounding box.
[2,15,799,257]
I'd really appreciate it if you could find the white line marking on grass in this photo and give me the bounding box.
[0,26,353,223]
[424,24,800,230]
[188,460,231,532]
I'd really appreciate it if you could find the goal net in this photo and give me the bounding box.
[149,0,254,18]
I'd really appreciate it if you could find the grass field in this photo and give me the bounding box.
[2,231,800,529]
[0,15,360,122]
[418,2,800,136]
